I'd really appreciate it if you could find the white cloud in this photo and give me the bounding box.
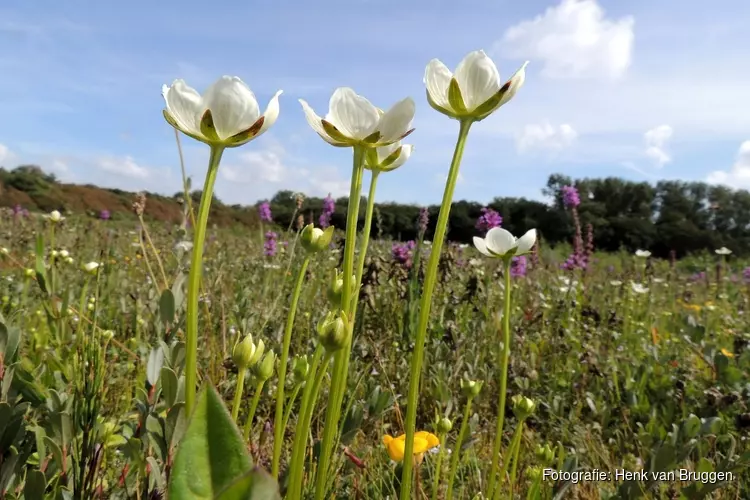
[517,122,578,153]
[0,143,10,164]
[223,151,286,183]
[643,125,673,167]
[707,141,750,187]
[96,156,150,179]
[498,0,635,79]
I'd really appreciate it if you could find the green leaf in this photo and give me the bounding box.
[168,385,253,499]
[215,468,280,500]
[34,233,48,295]
[24,469,46,500]
[0,321,21,362]
[161,367,179,408]
[159,289,176,324]
[147,347,165,387]
[447,78,467,115]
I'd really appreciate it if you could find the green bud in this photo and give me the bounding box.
[101,330,115,341]
[460,379,483,398]
[24,268,34,277]
[232,334,258,369]
[526,466,542,481]
[317,311,350,353]
[292,355,310,383]
[249,339,265,366]
[327,270,345,309]
[0,247,8,256]
[511,394,536,420]
[301,223,334,254]
[255,351,277,381]
[535,443,555,465]
[437,417,453,433]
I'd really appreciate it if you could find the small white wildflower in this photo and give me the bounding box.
[630,282,649,294]
[59,249,70,258]
[45,210,65,223]
[635,249,651,258]
[83,262,100,274]
[715,247,732,255]
[610,280,622,286]
[175,241,193,252]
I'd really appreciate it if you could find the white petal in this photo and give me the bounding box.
[485,227,515,256]
[375,142,400,163]
[377,97,415,143]
[473,236,492,257]
[424,59,453,109]
[300,99,346,146]
[454,50,501,111]
[203,76,260,140]
[255,90,283,138]
[515,229,537,255]
[327,88,380,140]
[164,79,204,136]
[497,61,529,108]
[389,144,414,169]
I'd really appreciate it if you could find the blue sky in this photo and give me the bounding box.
[1,0,749,206]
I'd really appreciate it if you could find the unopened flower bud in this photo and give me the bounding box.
[51,250,59,258]
[102,330,115,341]
[65,257,74,264]
[527,466,542,481]
[232,334,258,370]
[317,311,350,353]
[437,417,453,433]
[59,249,70,258]
[0,247,8,256]
[535,443,555,464]
[292,355,310,383]
[511,394,536,420]
[301,223,334,254]
[24,268,34,277]
[460,379,483,398]
[255,351,277,381]
[48,210,64,223]
[250,339,265,366]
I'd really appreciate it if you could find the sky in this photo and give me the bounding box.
[1,0,749,207]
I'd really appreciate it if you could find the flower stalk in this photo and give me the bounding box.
[184,146,224,413]
[400,119,473,498]
[487,256,514,498]
[272,256,311,477]
[446,394,475,500]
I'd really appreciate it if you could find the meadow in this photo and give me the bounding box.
[1,51,750,500]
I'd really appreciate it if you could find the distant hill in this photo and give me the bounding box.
[0,164,263,228]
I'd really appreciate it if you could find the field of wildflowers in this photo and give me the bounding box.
[1,49,749,500]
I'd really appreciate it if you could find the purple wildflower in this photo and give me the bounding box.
[264,231,278,257]
[320,193,335,228]
[99,209,111,221]
[475,207,502,235]
[510,256,527,278]
[690,271,706,282]
[743,267,750,283]
[562,185,580,209]
[418,207,429,234]
[392,240,417,268]
[258,201,272,223]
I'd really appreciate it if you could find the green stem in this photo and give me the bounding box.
[508,422,524,494]
[494,420,524,500]
[430,431,447,500]
[400,119,473,499]
[487,257,513,499]
[243,380,266,441]
[287,347,328,499]
[355,170,379,289]
[272,256,311,478]
[231,367,247,423]
[313,146,365,499]
[184,146,225,414]
[281,383,303,435]
[446,396,474,500]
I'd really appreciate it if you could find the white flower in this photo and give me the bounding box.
[59,249,70,258]
[635,249,651,258]
[473,227,536,259]
[423,240,432,246]
[715,247,732,255]
[0,247,8,256]
[424,50,528,121]
[83,262,100,274]
[652,278,665,284]
[610,280,622,286]
[45,210,65,223]
[162,76,282,148]
[364,141,414,172]
[299,88,414,147]
[174,241,194,252]
[630,282,649,294]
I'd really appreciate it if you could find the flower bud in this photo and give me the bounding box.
[51,250,59,258]
[249,339,265,366]
[83,262,100,274]
[101,330,115,341]
[48,210,64,223]
[527,466,542,481]
[437,417,453,433]
[59,249,70,258]
[317,311,350,353]
[292,355,310,383]
[255,351,277,381]
[0,247,8,256]
[327,269,345,309]
[65,257,74,265]
[535,443,555,465]
[511,394,536,420]
[301,223,334,254]
[24,268,34,277]
[460,379,483,398]
[232,334,258,370]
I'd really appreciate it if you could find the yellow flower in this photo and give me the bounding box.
[382,431,439,462]
[720,348,734,358]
